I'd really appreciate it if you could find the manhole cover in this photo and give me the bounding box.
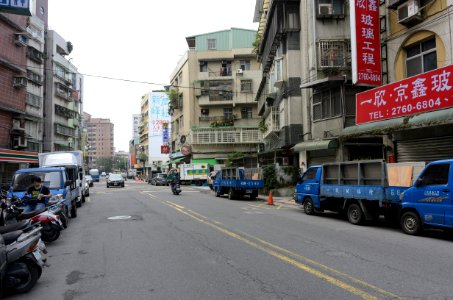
[107,215,143,221]
[108,216,132,220]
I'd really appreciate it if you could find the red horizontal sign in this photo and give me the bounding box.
[356,64,453,124]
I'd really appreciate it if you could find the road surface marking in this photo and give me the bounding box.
[166,201,184,210]
[163,201,399,300]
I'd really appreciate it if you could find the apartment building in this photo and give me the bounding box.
[254,0,304,166]
[339,0,453,163]
[84,113,114,168]
[255,0,453,167]
[0,1,48,186]
[169,28,262,166]
[44,30,83,152]
[138,93,149,173]
[132,114,141,140]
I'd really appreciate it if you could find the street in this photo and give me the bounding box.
[11,179,453,300]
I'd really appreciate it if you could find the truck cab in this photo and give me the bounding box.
[8,167,77,217]
[400,159,453,234]
[295,166,322,213]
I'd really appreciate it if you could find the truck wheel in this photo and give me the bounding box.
[76,198,82,208]
[228,189,235,200]
[215,188,221,197]
[303,198,315,215]
[401,211,421,235]
[347,203,363,225]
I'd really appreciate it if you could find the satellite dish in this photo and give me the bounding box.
[180,135,186,144]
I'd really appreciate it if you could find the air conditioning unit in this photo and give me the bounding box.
[12,119,25,131]
[398,0,422,25]
[15,33,28,47]
[236,69,243,74]
[13,77,27,88]
[318,3,333,16]
[13,136,27,149]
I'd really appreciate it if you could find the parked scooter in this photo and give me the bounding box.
[5,196,64,243]
[0,210,46,294]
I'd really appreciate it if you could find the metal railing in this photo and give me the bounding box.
[264,107,280,138]
[317,40,351,68]
[190,127,262,145]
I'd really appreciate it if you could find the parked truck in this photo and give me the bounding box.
[213,167,263,200]
[39,151,85,207]
[8,166,78,218]
[295,159,453,235]
[179,163,209,185]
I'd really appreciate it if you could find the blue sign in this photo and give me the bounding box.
[162,128,169,143]
[0,0,31,15]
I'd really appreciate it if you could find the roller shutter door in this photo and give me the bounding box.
[397,136,453,163]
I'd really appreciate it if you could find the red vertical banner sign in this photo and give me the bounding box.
[350,0,382,86]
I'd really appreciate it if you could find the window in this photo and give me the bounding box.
[239,60,251,71]
[302,168,317,180]
[223,108,233,119]
[201,108,209,116]
[418,164,450,186]
[241,80,252,92]
[55,64,65,80]
[241,107,252,119]
[313,87,342,120]
[208,39,216,50]
[406,38,437,77]
[221,61,232,76]
[199,61,208,72]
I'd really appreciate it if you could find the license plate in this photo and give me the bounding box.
[33,249,42,261]
[246,189,253,193]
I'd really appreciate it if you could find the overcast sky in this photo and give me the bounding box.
[48,0,258,152]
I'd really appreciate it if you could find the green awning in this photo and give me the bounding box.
[191,158,219,166]
[292,139,338,152]
[169,152,185,159]
[170,157,184,164]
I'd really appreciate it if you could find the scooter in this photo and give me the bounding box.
[6,197,64,243]
[0,211,46,294]
[171,181,181,195]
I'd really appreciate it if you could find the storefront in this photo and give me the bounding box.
[0,149,38,187]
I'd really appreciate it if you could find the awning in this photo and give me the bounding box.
[292,139,338,152]
[169,152,185,159]
[0,149,38,163]
[170,157,184,164]
[341,107,453,137]
[191,158,219,166]
[300,76,350,89]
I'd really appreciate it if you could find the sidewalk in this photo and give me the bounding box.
[190,186,299,208]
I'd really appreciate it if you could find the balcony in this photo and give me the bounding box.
[26,93,42,108]
[68,118,79,128]
[55,83,71,100]
[190,127,262,145]
[263,107,280,138]
[55,104,74,118]
[55,123,75,137]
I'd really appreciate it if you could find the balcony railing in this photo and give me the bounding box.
[190,127,262,145]
[199,115,236,122]
[264,107,280,138]
[55,123,75,137]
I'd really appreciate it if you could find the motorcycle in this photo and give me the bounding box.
[171,181,181,195]
[5,196,64,243]
[0,209,46,294]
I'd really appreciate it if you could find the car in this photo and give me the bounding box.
[85,175,94,187]
[106,174,125,188]
[101,172,106,177]
[150,173,167,186]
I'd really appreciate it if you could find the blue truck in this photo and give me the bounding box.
[89,169,100,182]
[8,167,77,218]
[214,167,263,200]
[295,159,453,235]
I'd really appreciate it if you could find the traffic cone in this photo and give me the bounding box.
[267,190,274,205]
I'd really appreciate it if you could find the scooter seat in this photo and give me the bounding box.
[2,230,23,245]
[0,221,29,234]
[18,207,47,220]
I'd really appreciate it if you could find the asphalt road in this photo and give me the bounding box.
[9,179,453,300]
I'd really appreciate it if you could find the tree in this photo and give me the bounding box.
[97,157,113,173]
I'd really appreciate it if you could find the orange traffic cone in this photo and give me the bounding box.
[267,190,274,205]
